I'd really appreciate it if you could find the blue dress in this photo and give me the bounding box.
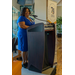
[17,16,35,52]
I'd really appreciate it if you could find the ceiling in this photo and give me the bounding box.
[52,0,62,6]
[25,0,33,4]
[52,0,60,3]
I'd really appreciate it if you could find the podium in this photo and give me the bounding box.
[27,23,55,73]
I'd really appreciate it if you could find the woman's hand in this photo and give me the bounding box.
[18,22,29,29]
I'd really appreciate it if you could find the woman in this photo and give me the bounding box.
[17,7,35,68]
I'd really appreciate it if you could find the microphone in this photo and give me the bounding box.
[30,14,51,24]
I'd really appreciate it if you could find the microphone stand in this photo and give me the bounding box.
[30,15,51,24]
[35,17,50,25]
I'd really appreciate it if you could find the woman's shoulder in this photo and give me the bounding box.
[17,16,26,23]
[18,16,26,19]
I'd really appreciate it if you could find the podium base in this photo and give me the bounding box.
[42,66,52,71]
[42,65,56,75]
[22,65,56,75]
[28,65,56,74]
[29,65,41,73]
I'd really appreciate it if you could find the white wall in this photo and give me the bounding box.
[12,0,20,11]
[57,6,62,18]
[34,0,46,24]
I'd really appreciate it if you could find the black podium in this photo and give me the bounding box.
[27,23,55,73]
[44,23,55,68]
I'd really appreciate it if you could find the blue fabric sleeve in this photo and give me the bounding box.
[17,16,25,26]
[17,16,25,24]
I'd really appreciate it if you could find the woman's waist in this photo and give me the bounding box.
[18,28,27,32]
[18,28,27,34]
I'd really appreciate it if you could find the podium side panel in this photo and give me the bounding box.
[44,24,55,67]
[45,30,55,66]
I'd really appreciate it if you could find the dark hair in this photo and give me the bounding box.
[20,7,31,16]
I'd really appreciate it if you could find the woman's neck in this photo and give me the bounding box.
[25,16,29,19]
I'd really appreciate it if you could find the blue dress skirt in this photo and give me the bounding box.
[17,16,35,52]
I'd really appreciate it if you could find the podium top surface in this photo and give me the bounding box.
[27,23,44,32]
[27,23,55,32]
[44,24,55,32]
[27,23,44,30]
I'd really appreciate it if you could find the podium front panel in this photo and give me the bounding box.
[27,23,45,73]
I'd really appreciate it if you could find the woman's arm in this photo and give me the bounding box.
[18,21,29,29]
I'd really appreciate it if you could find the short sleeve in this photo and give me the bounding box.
[17,16,25,24]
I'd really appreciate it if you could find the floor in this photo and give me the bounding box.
[13,37,62,75]
[56,37,62,75]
